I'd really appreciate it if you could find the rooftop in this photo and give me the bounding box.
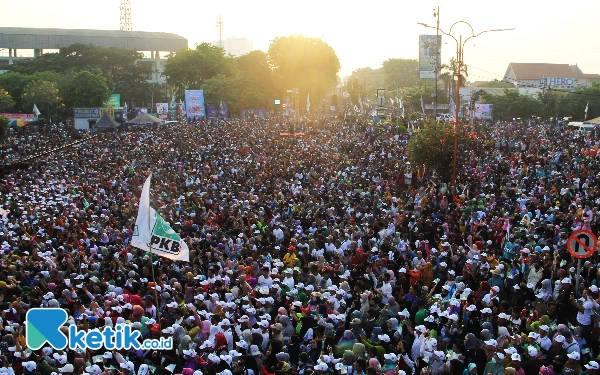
[0,27,187,52]
[505,62,600,80]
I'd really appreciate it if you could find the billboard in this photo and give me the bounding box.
[539,77,576,90]
[219,102,229,118]
[156,103,168,120]
[99,107,114,119]
[74,108,100,118]
[184,90,205,119]
[135,108,148,117]
[104,94,120,107]
[419,35,441,79]
[206,105,218,118]
[474,103,493,119]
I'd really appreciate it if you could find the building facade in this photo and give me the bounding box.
[504,63,600,92]
[0,27,188,84]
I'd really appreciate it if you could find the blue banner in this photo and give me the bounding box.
[207,105,218,118]
[219,102,229,118]
[74,108,100,118]
[185,90,205,119]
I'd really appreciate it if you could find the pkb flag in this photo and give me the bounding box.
[131,175,189,262]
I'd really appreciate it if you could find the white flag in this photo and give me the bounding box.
[306,92,310,112]
[399,97,405,118]
[33,104,41,117]
[585,101,589,120]
[131,175,190,262]
[358,94,364,114]
[420,96,425,114]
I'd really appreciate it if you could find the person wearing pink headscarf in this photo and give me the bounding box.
[368,358,383,375]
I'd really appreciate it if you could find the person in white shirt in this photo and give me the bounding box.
[257,267,273,288]
[273,226,284,243]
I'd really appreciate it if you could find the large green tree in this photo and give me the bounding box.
[381,58,420,90]
[407,121,475,182]
[0,72,32,112]
[201,75,237,111]
[22,80,63,118]
[234,51,274,111]
[163,43,232,98]
[63,70,111,108]
[440,57,468,101]
[268,35,340,108]
[11,43,151,106]
[481,90,543,120]
[0,89,15,112]
[0,117,9,144]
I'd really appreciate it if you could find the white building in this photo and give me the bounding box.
[214,37,254,57]
[504,63,600,92]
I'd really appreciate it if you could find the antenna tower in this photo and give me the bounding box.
[120,0,132,31]
[216,14,224,48]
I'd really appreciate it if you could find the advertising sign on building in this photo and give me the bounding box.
[103,94,120,107]
[419,35,441,79]
[539,77,577,89]
[474,103,493,120]
[156,103,168,120]
[74,108,100,118]
[184,90,206,119]
[135,108,148,117]
[99,107,114,119]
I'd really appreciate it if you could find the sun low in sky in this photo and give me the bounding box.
[4,0,600,80]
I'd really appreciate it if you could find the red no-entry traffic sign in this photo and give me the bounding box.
[567,229,598,259]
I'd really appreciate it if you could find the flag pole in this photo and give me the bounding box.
[148,175,161,323]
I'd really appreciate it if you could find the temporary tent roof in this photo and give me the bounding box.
[125,112,162,126]
[92,112,120,133]
[586,117,600,124]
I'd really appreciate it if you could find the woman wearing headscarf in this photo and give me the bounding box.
[195,319,210,343]
[359,293,370,318]
[368,358,383,375]
[463,333,487,375]
[386,297,401,315]
[353,343,367,360]
[539,279,553,302]
[462,363,478,375]
[279,315,295,344]
[474,281,491,307]
[215,333,229,355]
[497,327,511,349]
[178,334,192,356]
[334,330,358,357]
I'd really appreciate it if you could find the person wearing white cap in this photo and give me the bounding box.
[120,361,136,374]
[537,325,552,351]
[562,331,580,355]
[58,364,74,374]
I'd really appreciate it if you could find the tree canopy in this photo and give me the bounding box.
[407,121,477,182]
[63,70,111,108]
[268,35,340,106]
[163,43,232,98]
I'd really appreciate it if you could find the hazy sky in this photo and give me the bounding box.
[4,0,600,82]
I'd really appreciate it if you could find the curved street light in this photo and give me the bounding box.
[417,21,514,185]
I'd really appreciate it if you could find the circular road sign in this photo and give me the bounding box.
[567,229,598,259]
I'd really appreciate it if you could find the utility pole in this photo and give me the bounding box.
[417,21,514,185]
[216,14,224,48]
[119,0,132,31]
[433,6,440,120]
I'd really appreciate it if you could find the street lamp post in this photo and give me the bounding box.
[417,21,514,185]
[433,6,440,121]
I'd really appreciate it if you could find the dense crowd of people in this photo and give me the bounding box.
[0,115,599,375]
